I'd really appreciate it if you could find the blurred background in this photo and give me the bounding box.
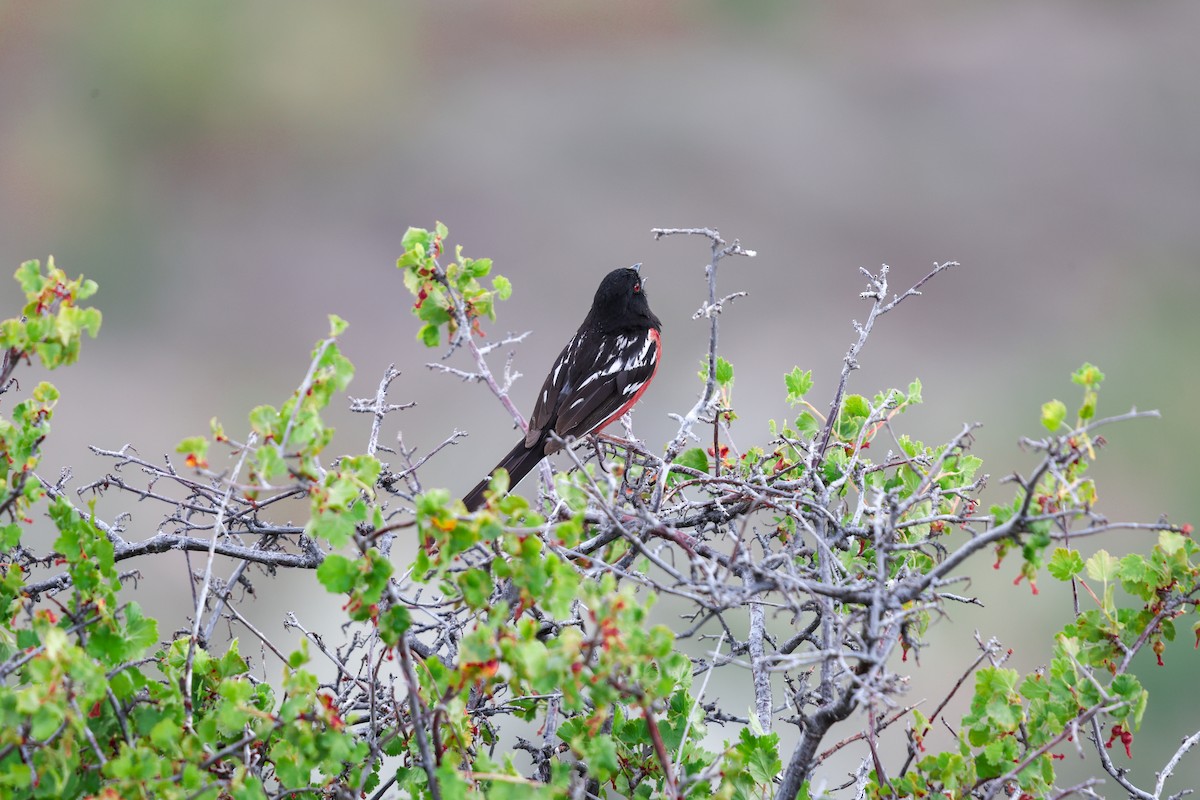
[3,0,1198,792]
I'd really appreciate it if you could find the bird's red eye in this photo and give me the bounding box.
[633,282,641,293]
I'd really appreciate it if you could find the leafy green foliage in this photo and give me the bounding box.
[316,548,393,621]
[397,223,511,347]
[874,369,1194,798]
[0,259,102,551]
[0,266,374,799]
[0,382,59,541]
[1,258,102,371]
[714,356,734,386]
[1041,398,1067,431]
[0,486,365,799]
[784,366,813,404]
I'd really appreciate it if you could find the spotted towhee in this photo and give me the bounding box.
[463,265,662,510]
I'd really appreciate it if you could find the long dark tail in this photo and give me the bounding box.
[462,438,546,510]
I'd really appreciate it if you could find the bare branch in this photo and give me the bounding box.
[650,226,755,511]
[348,364,413,456]
[1157,730,1200,799]
[183,431,256,731]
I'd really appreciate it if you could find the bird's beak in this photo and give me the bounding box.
[631,263,642,273]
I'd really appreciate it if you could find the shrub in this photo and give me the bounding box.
[0,228,1193,799]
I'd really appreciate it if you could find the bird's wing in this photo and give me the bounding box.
[525,334,579,448]
[550,329,659,446]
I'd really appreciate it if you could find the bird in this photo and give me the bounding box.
[462,265,662,510]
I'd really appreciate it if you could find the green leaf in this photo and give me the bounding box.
[34,340,62,367]
[15,260,42,294]
[287,641,310,669]
[736,729,782,784]
[1158,528,1189,555]
[231,778,267,800]
[1047,548,1085,581]
[30,703,64,740]
[795,411,819,437]
[216,679,255,735]
[675,447,709,475]
[843,394,869,418]
[32,381,60,404]
[309,506,358,547]
[150,717,183,754]
[1041,399,1067,431]
[1071,362,1105,388]
[1085,549,1119,583]
[328,313,349,337]
[0,522,20,549]
[463,257,492,278]
[473,292,495,321]
[341,453,382,488]
[123,602,159,654]
[418,322,440,348]
[457,568,494,609]
[378,605,412,646]
[1117,554,1154,599]
[1110,674,1146,725]
[492,274,512,300]
[270,739,308,788]
[834,394,870,440]
[784,367,813,403]
[715,356,734,386]
[176,436,209,468]
[581,733,619,779]
[256,445,288,482]
[0,318,27,350]
[26,315,52,341]
[248,404,281,438]
[400,226,433,255]
[316,554,357,594]
[80,307,102,338]
[1019,672,1049,702]
[417,299,451,325]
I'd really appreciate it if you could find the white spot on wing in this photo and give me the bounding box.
[572,331,658,391]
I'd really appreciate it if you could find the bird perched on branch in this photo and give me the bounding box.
[463,265,662,510]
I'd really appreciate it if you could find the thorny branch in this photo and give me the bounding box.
[650,227,755,500]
